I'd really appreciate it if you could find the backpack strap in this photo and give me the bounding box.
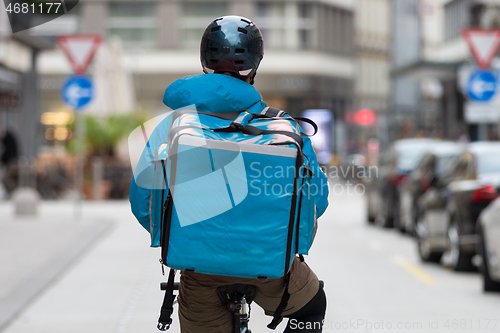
[171,107,318,136]
[256,108,319,136]
[171,109,245,123]
[267,272,291,330]
[157,268,176,331]
[213,124,304,150]
[261,106,286,118]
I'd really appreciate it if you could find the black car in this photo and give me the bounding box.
[476,197,500,292]
[399,142,463,235]
[415,142,500,270]
[366,138,438,228]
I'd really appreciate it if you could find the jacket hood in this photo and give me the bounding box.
[163,74,264,113]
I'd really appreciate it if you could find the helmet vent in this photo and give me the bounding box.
[240,18,251,24]
[237,27,248,34]
[234,60,245,65]
[235,48,245,54]
[209,47,218,52]
[211,26,221,33]
[209,58,219,65]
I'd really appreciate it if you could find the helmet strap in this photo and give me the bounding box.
[249,73,256,86]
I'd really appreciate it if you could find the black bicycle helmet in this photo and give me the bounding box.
[201,15,264,84]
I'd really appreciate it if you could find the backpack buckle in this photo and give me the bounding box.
[157,319,172,331]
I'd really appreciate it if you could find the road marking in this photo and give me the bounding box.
[393,256,436,285]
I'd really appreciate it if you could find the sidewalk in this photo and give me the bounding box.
[0,200,114,331]
[0,199,170,333]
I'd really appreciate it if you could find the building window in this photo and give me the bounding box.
[254,2,286,49]
[107,2,157,47]
[298,2,314,49]
[180,2,229,48]
[444,0,470,41]
[317,4,354,56]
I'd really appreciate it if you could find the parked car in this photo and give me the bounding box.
[415,142,500,270]
[366,138,438,227]
[341,154,367,184]
[399,142,463,235]
[477,197,500,292]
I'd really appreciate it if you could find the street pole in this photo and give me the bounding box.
[478,124,488,141]
[57,36,101,218]
[74,112,85,219]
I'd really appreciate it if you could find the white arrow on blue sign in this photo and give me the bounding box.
[466,70,498,102]
[61,75,94,110]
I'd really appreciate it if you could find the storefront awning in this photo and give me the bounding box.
[391,60,463,80]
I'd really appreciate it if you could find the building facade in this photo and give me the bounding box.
[354,0,390,150]
[37,0,356,141]
[29,0,365,161]
[0,6,52,162]
[390,0,500,142]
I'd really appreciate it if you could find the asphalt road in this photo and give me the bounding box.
[3,186,500,333]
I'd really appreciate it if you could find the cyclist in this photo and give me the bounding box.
[130,15,329,333]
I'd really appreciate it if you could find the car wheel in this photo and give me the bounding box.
[409,203,420,237]
[415,213,442,263]
[378,193,394,228]
[477,224,500,292]
[396,196,406,234]
[367,198,376,224]
[393,193,403,231]
[447,215,475,271]
[366,193,376,224]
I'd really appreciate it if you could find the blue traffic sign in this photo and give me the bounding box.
[61,75,94,110]
[466,70,498,102]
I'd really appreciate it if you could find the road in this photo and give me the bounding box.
[3,187,500,333]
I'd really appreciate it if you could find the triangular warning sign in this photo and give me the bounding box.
[462,29,500,69]
[58,35,102,74]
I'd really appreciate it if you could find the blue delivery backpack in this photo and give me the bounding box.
[155,107,319,330]
[159,107,318,278]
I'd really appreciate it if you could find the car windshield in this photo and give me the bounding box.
[436,155,459,175]
[397,147,429,171]
[477,153,500,176]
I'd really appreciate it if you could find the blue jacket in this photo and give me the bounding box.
[129,73,329,247]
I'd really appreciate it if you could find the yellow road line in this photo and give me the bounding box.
[395,257,436,285]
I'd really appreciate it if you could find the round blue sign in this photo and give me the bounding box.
[466,70,497,102]
[61,75,94,110]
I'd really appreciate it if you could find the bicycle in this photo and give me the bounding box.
[160,281,257,333]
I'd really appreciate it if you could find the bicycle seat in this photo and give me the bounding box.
[216,284,257,305]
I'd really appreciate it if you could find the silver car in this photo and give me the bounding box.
[415,142,500,270]
[399,142,463,235]
[477,197,500,292]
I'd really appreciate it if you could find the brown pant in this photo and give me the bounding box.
[177,257,319,333]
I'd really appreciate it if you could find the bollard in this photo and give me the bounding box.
[92,156,103,200]
[12,187,40,216]
[13,157,40,216]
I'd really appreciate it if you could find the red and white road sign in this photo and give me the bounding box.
[462,29,500,69]
[57,35,102,74]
